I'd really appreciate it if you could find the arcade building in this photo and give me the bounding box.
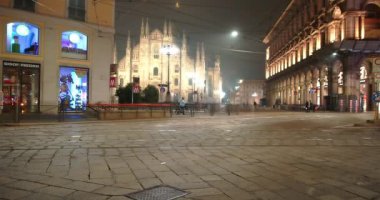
[263,0,380,112]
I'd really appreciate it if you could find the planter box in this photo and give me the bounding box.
[98,109,169,120]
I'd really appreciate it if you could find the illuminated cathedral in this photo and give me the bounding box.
[117,19,222,103]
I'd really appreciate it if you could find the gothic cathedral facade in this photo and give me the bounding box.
[117,19,222,103]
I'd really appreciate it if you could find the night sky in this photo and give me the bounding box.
[115,0,290,92]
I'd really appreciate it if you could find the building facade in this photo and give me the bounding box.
[0,0,115,114]
[230,80,266,106]
[117,19,222,103]
[263,0,380,112]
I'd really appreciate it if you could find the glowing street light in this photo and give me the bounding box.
[160,44,179,102]
[231,30,239,38]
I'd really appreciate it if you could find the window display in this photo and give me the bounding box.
[61,31,88,59]
[59,67,88,111]
[6,22,39,55]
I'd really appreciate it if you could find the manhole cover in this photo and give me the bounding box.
[126,185,188,200]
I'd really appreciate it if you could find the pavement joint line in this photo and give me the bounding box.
[0,169,137,196]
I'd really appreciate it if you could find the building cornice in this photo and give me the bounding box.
[263,0,295,44]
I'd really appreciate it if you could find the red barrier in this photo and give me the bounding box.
[88,103,175,108]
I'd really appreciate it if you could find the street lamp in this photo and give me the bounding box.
[231,30,239,38]
[160,44,179,102]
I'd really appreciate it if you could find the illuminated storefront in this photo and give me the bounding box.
[59,66,89,112]
[1,61,40,113]
[0,2,115,117]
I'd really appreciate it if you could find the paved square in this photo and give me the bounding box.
[0,112,379,200]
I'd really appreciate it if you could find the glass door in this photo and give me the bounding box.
[2,67,19,113]
[2,66,40,113]
[20,68,40,113]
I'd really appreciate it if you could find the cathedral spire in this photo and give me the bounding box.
[163,20,167,36]
[201,42,205,63]
[196,42,200,65]
[215,55,220,69]
[145,18,149,38]
[127,31,131,50]
[182,31,187,50]
[140,18,145,37]
[168,20,173,37]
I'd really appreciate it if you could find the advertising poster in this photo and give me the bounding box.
[59,67,88,111]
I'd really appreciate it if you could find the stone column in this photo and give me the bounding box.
[343,55,361,112]
[319,68,325,107]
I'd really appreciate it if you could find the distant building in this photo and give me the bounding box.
[263,0,380,112]
[117,19,222,103]
[231,80,265,105]
[0,0,115,113]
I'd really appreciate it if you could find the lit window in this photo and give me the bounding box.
[61,31,88,59]
[6,22,39,55]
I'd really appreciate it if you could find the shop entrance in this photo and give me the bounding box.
[2,61,40,113]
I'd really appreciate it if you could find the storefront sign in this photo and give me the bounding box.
[133,85,140,93]
[3,61,40,68]
[110,77,116,88]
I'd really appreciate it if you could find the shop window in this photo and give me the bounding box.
[153,67,158,76]
[61,31,88,59]
[68,0,85,21]
[14,0,35,12]
[6,22,39,55]
[59,67,89,112]
[2,61,40,113]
